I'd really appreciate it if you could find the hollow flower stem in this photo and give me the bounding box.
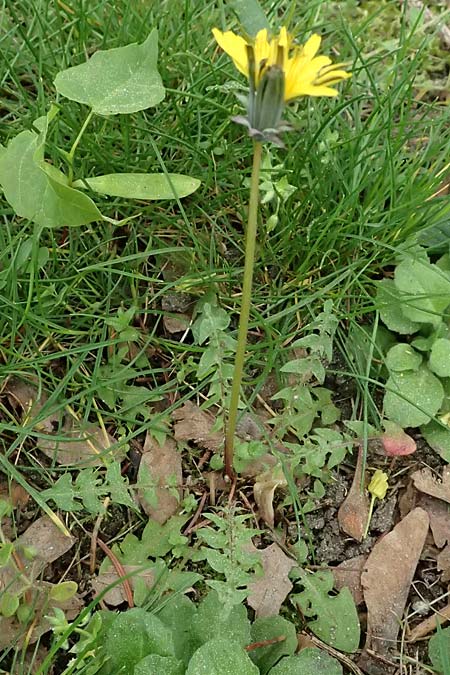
[225,140,263,478]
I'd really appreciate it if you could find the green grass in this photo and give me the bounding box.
[0,0,449,670]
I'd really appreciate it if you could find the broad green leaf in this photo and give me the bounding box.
[74,173,200,200]
[270,648,343,675]
[249,616,297,674]
[50,580,78,601]
[384,365,444,427]
[135,654,184,674]
[41,473,81,511]
[385,344,422,372]
[229,0,269,36]
[0,592,19,618]
[394,258,450,328]
[192,303,230,345]
[0,542,13,567]
[105,462,136,509]
[422,420,450,462]
[429,625,450,674]
[104,608,175,672]
[376,279,419,334]
[291,570,360,653]
[157,595,198,666]
[54,30,164,115]
[429,338,450,377]
[186,638,259,675]
[0,114,102,228]
[193,590,251,648]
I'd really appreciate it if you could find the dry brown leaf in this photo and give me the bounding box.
[0,480,30,509]
[332,554,367,606]
[437,544,450,582]
[137,434,182,524]
[172,401,222,451]
[338,448,369,542]
[5,378,119,466]
[163,314,191,334]
[247,543,296,617]
[91,565,156,606]
[0,581,82,649]
[16,515,76,580]
[419,494,450,548]
[253,467,287,527]
[359,507,429,671]
[411,467,450,504]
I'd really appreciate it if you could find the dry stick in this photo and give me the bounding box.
[407,603,450,642]
[183,491,208,536]
[95,537,134,609]
[245,636,286,651]
[304,633,365,675]
[90,497,110,574]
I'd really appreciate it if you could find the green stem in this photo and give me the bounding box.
[67,108,94,186]
[225,140,263,479]
[363,495,376,539]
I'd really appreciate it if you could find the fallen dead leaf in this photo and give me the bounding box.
[359,507,429,672]
[0,581,82,649]
[172,401,222,452]
[0,516,76,609]
[137,433,182,524]
[437,544,450,582]
[381,421,416,456]
[14,515,76,581]
[253,467,287,528]
[0,480,30,509]
[332,554,367,606]
[411,467,450,504]
[5,378,119,466]
[247,543,296,617]
[338,448,369,542]
[419,494,450,548]
[91,565,156,606]
[163,314,191,334]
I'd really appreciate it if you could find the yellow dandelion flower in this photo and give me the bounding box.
[212,27,351,101]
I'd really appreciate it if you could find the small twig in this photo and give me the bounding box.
[95,537,134,608]
[304,633,364,675]
[183,491,208,535]
[245,635,285,651]
[407,603,450,642]
[90,497,110,574]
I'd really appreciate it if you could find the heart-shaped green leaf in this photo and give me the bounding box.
[270,648,343,675]
[74,173,200,200]
[0,113,102,228]
[186,638,259,675]
[54,29,164,115]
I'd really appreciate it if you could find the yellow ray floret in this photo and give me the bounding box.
[212,27,351,100]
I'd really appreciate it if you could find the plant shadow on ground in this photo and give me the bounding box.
[0,0,450,673]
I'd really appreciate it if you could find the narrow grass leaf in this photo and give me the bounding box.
[75,173,200,199]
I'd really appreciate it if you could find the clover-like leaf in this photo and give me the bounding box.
[74,173,200,200]
[384,365,444,428]
[377,278,420,334]
[54,29,164,115]
[429,338,450,377]
[385,344,422,372]
[394,258,450,328]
